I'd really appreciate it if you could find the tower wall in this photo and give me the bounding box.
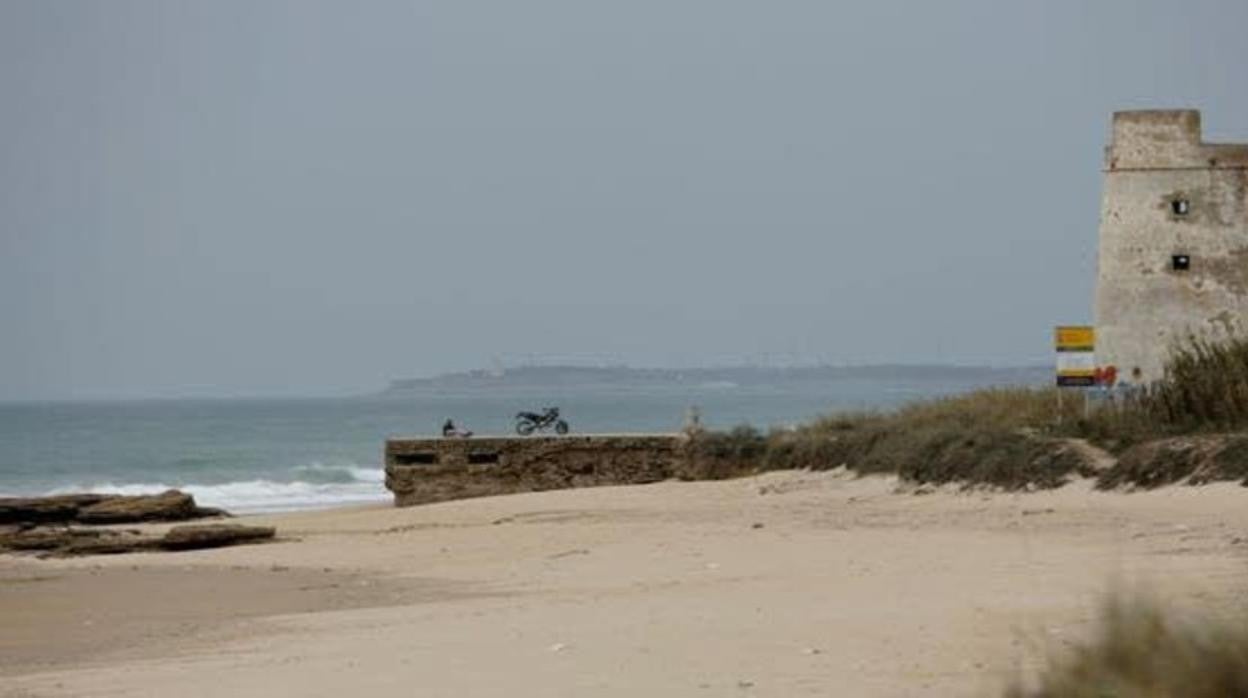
[1094,110,1248,382]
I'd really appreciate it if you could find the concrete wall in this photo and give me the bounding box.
[385,434,689,507]
[1094,109,1248,382]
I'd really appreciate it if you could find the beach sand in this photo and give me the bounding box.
[3,470,1247,697]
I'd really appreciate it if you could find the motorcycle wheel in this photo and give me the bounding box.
[516,420,536,436]
[555,420,569,435]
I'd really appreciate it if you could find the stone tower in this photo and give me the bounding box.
[1094,109,1248,383]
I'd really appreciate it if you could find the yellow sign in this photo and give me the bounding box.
[1055,326,1095,352]
[1055,325,1096,386]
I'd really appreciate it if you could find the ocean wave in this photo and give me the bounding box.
[46,471,389,514]
[290,462,385,485]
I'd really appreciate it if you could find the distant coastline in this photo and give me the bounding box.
[380,364,1052,395]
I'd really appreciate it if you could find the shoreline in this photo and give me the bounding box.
[4,470,1247,696]
[0,481,393,519]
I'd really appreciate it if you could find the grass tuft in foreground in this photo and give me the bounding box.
[1007,594,1248,698]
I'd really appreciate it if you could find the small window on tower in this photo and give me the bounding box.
[1172,199,1190,216]
[1172,254,1191,271]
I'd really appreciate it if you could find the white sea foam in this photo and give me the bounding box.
[46,465,390,514]
[291,463,385,484]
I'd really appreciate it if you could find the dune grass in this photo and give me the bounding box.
[1144,335,1248,432]
[685,388,1096,489]
[686,335,1248,489]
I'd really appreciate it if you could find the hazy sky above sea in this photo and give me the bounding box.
[2,1,1247,400]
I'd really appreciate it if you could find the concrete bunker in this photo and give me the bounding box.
[384,434,692,507]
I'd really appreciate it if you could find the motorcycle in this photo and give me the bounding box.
[515,407,569,436]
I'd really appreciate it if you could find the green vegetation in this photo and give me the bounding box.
[677,425,770,480]
[687,388,1096,489]
[1007,594,1248,698]
[1095,434,1248,489]
[687,336,1248,490]
[1143,335,1248,431]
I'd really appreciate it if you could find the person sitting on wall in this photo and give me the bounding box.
[442,419,473,438]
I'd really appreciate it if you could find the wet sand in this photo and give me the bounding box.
[3,470,1247,697]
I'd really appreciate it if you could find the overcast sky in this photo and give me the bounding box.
[2,0,1246,400]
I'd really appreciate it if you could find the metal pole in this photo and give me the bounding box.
[1057,386,1063,425]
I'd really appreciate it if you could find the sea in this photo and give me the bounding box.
[0,371,1047,514]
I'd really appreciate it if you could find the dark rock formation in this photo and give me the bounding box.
[0,491,267,558]
[0,490,224,526]
[0,494,109,524]
[62,531,164,556]
[160,524,276,551]
[0,527,153,555]
[0,523,276,557]
[76,490,201,524]
[0,527,83,551]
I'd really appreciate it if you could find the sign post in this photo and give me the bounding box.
[1055,326,1095,421]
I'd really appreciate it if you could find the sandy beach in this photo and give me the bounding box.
[3,470,1247,697]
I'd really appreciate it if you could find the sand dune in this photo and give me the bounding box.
[3,470,1247,697]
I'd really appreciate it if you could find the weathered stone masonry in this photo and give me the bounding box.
[385,434,690,507]
[1095,109,1248,382]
